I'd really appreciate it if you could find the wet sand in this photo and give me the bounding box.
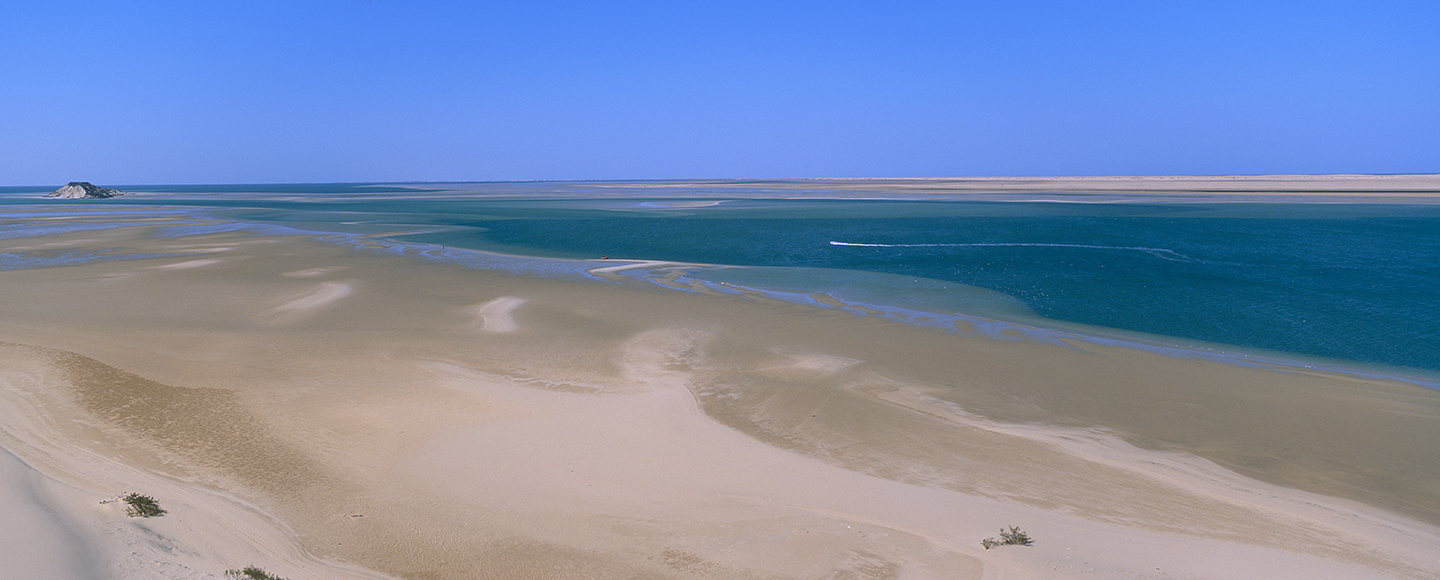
[2,207,1439,579]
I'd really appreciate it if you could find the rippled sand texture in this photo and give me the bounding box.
[1,207,1438,580]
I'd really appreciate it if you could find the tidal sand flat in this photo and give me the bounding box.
[1,184,1439,580]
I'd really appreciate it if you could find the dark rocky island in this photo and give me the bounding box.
[46,182,126,199]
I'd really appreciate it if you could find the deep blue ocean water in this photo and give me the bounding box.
[4,185,1438,380]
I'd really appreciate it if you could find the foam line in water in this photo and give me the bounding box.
[830,241,1194,261]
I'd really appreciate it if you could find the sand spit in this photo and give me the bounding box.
[587,259,677,281]
[1,213,1439,579]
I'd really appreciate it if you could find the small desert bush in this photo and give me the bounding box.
[120,492,166,517]
[225,566,288,580]
[981,526,1033,549]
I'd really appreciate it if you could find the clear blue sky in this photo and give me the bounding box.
[3,1,1437,184]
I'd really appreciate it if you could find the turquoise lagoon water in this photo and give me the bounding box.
[3,183,1439,384]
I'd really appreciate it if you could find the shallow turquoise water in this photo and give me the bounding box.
[5,186,1439,380]
[396,198,1440,376]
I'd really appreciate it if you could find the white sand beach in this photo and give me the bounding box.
[2,198,1439,579]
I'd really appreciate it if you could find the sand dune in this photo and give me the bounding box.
[0,447,102,580]
[0,344,395,580]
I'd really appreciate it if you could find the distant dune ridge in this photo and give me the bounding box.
[45,181,125,198]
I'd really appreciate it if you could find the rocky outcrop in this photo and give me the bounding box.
[45,182,126,199]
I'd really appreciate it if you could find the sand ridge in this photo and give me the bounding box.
[472,296,527,333]
[149,258,225,271]
[262,281,356,322]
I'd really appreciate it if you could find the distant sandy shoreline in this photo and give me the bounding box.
[594,174,1440,198]
[8,174,1440,201]
[2,203,1438,579]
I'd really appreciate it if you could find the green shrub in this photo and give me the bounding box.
[981,526,1033,549]
[225,566,288,580]
[120,493,166,518]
